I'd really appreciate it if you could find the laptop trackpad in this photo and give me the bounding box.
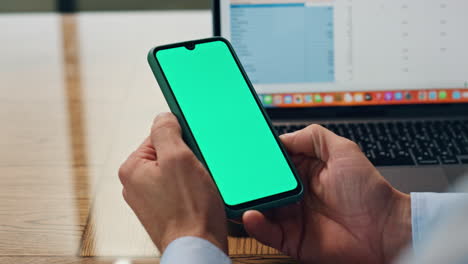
[378,167,449,194]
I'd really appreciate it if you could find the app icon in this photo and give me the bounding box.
[263,95,273,104]
[439,91,447,100]
[274,95,283,104]
[324,95,334,103]
[344,93,353,103]
[364,93,373,101]
[463,91,468,99]
[284,95,293,104]
[375,93,383,101]
[334,93,343,102]
[405,92,412,100]
[429,91,437,100]
[304,94,313,103]
[294,94,303,104]
[384,92,393,101]
[394,92,403,100]
[418,91,427,100]
[354,93,364,102]
[452,91,461,100]
[314,94,323,103]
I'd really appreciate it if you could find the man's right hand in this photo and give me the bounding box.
[243,125,412,264]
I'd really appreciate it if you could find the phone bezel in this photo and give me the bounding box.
[150,37,303,211]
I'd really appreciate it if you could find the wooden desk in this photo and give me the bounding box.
[0,12,296,264]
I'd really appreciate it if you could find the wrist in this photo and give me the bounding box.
[159,227,228,254]
[382,190,412,263]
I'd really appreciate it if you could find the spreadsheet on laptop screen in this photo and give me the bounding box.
[219,0,468,107]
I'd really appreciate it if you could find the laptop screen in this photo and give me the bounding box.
[218,0,468,108]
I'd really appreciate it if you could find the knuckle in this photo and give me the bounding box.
[342,139,360,151]
[178,148,195,162]
[162,148,194,165]
[305,124,324,134]
[118,154,138,186]
[122,188,128,202]
[118,163,131,186]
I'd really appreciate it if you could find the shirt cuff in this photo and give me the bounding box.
[411,192,468,253]
[161,236,231,264]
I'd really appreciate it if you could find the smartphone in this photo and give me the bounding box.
[147,37,303,217]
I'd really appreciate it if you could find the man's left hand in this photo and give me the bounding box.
[118,112,228,253]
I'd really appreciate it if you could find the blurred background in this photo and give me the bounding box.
[0,0,210,12]
[0,0,220,260]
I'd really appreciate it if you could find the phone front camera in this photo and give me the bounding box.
[186,43,195,50]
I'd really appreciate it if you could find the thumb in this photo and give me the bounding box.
[150,112,189,157]
[243,210,283,251]
[280,124,350,163]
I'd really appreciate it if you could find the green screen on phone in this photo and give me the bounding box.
[156,40,298,206]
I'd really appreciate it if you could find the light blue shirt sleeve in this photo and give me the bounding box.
[411,192,468,254]
[396,191,468,264]
[161,236,231,264]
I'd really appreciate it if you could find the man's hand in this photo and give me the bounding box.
[243,125,412,264]
[118,113,228,253]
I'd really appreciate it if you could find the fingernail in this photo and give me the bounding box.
[155,112,170,120]
[154,112,166,124]
[281,131,296,137]
[158,112,170,117]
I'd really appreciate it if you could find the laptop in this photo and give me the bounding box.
[213,0,468,193]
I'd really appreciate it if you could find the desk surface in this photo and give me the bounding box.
[0,11,296,264]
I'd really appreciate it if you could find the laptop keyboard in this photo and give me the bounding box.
[274,120,468,167]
